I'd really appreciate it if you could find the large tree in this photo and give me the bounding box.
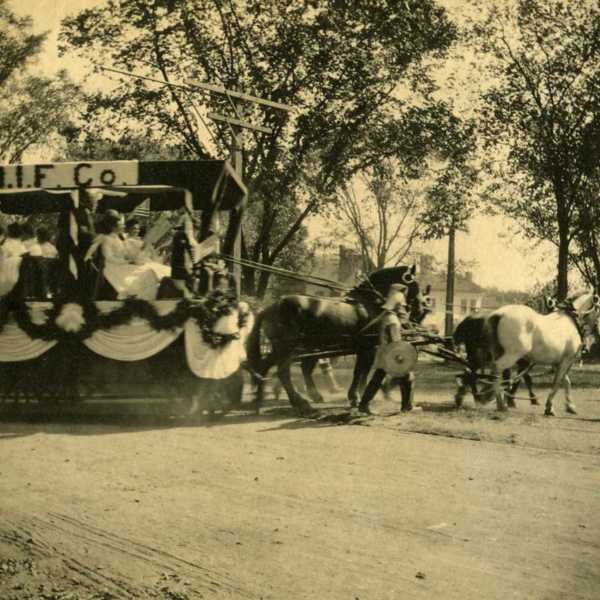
[0,0,45,86]
[471,0,600,299]
[0,1,79,163]
[60,0,459,296]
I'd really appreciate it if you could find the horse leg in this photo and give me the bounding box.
[277,357,317,417]
[544,357,577,416]
[454,371,469,408]
[348,349,374,408]
[563,373,576,414]
[504,368,517,408]
[514,360,538,405]
[252,351,279,414]
[301,357,324,403]
[526,372,539,405]
[319,358,341,393]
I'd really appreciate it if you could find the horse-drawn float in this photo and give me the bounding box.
[0,159,251,415]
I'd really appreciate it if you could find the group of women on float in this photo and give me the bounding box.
[0,211,173,300]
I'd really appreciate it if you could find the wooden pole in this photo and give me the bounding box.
[231,108,243,295]
[445,218,456,337]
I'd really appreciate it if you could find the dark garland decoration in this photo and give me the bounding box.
[197,290,249,349]
[0,290,248,350]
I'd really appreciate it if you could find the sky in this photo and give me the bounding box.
[10,0,557,292]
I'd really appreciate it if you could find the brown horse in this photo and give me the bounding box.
[246,265,428,416]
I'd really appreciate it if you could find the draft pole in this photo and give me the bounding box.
[444,218,456,337]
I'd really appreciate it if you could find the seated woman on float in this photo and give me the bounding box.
[89,210,170,301]
[0,223,28,297]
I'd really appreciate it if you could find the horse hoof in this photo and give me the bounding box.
[530,397,539,406]
[293,398,319,418]
[566,404,577,415]
[544,408,555,417]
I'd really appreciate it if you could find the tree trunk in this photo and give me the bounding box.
[257,268,271,299]
[240,232,256,296]
[556,219,569,301]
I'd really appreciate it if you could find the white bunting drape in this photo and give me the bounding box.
[83,301,182,361]
[0,301,254,380]
[0,323,57,362]
[83,320,182,361]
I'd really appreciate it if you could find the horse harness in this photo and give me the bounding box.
[558,301,591,347]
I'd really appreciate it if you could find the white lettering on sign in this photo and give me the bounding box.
[0,161,139,189]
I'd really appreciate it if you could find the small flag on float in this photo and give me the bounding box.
[193,233,220,262]
[132,197,150,218]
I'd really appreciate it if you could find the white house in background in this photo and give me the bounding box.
[417,255,486,333]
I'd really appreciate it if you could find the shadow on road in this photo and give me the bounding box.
[0,401,303,439]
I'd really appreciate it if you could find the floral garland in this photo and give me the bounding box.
[197,290,250,349]
[0,291,248,350]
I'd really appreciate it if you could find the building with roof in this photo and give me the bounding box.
[417,254,486,333]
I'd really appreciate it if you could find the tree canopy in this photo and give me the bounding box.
[60,0,466,296]
[0,0,79,163]
[471,0,600,298]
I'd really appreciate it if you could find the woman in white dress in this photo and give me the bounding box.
[99,210,167,301]
[0,222,27,297]
[36,227,58,259]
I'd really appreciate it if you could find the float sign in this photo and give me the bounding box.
[0,161,139,189]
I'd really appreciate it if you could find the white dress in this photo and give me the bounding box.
[0,238,27,297]
[101,234,164,300]
[23,238,42,257]
[124,236,170,280]
[40,242,58,259]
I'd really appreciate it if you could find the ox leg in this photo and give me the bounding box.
[301,357,324,404]
[544,357,577,416]
[277,358,317,417]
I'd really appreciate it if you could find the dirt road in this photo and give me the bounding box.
[1,389,600,599]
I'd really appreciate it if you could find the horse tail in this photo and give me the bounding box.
[453,315,469,347]
[485,313,504,362]
[454,314,492,370]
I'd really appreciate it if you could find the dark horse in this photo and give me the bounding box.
[246,265,429,416]
[453,313,537,408]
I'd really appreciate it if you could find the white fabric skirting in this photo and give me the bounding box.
[0,323,57,362]
[185,310,254,379]
[0,301,254,379]
[83,320,183,361]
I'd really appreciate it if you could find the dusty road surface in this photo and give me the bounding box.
[1,383,600,600]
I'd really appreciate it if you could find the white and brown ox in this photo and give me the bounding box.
[483,290,600,416]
